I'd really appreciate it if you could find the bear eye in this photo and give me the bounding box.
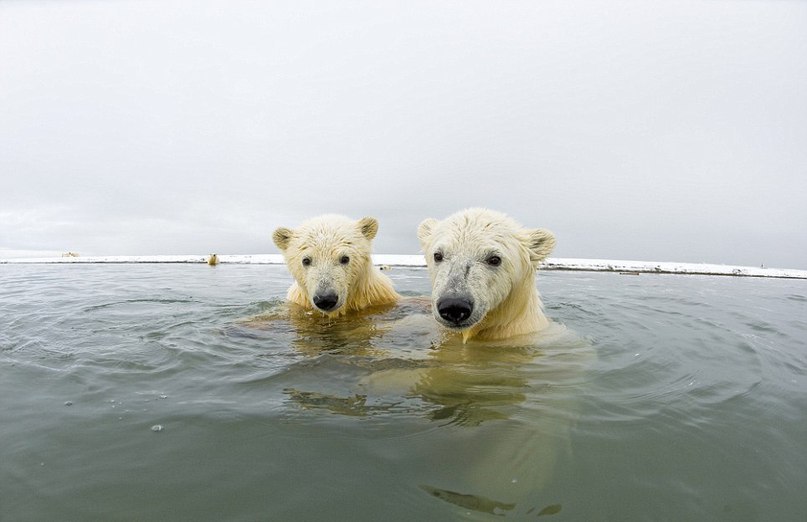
[340,255,350,265]
[433,252,443,263]
[486,255,502,267]
[302,257,312,267]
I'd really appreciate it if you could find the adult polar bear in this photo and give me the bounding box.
[272,215,399,316]
[418,207,556,343]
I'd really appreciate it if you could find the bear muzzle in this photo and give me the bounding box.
[436,296,474,326]
[313,291,340,312]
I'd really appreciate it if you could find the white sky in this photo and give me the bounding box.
[1,0,805,268]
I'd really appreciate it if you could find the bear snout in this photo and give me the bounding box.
[437,297,474,325]
[313,291,339,312]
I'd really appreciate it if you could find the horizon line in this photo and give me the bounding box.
[1,254,805,280]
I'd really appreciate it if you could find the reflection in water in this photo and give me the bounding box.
[239,297,432,357]
[241,302,595,516]
[284,389,370,416]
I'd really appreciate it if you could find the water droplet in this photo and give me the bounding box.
[151,424,164,432]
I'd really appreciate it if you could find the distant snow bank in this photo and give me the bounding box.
[1,254,805,280]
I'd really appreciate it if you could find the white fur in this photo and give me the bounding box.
[273,215,399,316]
[418,208,556,342]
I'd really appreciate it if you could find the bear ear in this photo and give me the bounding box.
[272,227,294,251]
[417,218,438,251]
[526,228,556,265]
[357,217,379,240]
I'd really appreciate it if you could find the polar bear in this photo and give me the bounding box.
[417,208,556,342]
[272,215,399,316]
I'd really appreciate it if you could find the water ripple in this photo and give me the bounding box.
[1,265,805,521]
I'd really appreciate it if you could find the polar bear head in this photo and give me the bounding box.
[273,215,396,315]
[417,208,556,341]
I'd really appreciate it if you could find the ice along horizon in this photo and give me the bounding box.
[1,254,805,280]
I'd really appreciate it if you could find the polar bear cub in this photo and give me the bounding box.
[273,215,399,316]
[417,208,556,342]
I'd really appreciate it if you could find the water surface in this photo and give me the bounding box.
[1,264,805,520]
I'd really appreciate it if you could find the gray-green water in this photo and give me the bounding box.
[1,264,805,521]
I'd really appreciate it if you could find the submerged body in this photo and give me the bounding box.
[240,295,593,513]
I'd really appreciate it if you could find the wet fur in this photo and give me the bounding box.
[273,215,399,316]
[418,208,555,342]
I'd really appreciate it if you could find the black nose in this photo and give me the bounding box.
[437,297,473,324]
[313,292,339,311]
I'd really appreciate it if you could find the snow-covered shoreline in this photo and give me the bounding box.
[1,254,805,280]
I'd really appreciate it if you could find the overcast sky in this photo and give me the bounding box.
[1,0,805,268]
